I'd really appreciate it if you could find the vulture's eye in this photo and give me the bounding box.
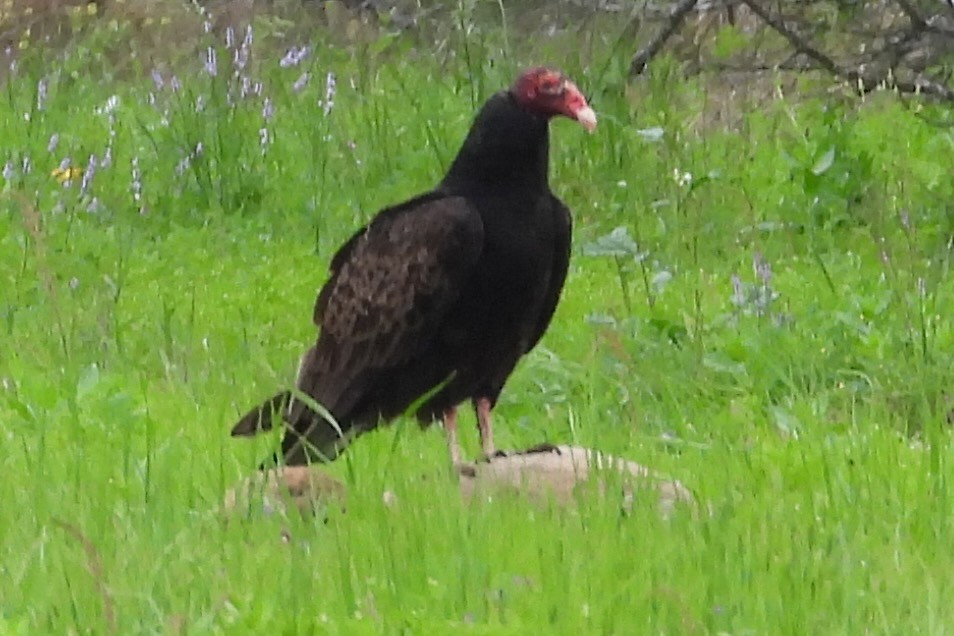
[538,77,562,96]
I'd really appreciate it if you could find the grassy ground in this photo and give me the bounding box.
[2,9,954,633]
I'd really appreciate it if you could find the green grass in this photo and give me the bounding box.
[2,12,954,633]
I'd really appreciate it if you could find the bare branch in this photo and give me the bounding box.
[739,1,842,76]
[741,0,954,100]
[942,0,954,21]
[894,0,928,30]
[881,75,954,100]
[629,0,700,76]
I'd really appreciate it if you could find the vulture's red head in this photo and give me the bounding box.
[511,67,597,133]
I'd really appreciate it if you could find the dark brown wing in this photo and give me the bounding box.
[525,195,572,352]
[280,194,484,462]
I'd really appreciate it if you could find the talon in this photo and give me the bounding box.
[478,449,509,463]
[524,443,561,455]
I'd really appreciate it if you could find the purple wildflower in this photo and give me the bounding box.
[261,97,274,122]
[321,72,336,116]
[731,263,778,316]
[239,76,251,99]
[2,160,13,182]
[753,251,772,286]
[151,69,164,91]
[280,45,309,68]
[292,72,310,93]
[175,142,203,176]
[170,75,181,93]
[234,26,252,73]
[730,274,745,307]
[94,95,119,125]
[36,78,47,111]
[232,50,244,74]
[259,127,270,154]
[204,46,218,77]
[131,156,142,209]
[80,154,97,195]
[279,48,294,68]
[225,25,235,49]
[47,133,59,154]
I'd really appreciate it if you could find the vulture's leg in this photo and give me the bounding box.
[443,407,461,465]
[475,397,495,458]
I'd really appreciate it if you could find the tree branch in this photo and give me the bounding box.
[741,0,954,101]
[894,0,927,31]
[629,0,700,76]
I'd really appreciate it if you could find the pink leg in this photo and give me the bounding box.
[475,397,495,458]
[443,407,461,465]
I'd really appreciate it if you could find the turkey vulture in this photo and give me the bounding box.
[231,67,596,466]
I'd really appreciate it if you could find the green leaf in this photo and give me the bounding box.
[811,147,836,175]
[76,363,100,402]
[770,406,801,438]
[635,127,664,142]
[581,226,642,259]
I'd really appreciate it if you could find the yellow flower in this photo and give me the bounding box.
[51,166,82,185]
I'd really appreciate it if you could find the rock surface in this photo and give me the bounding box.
[458,444,693,517]
[222,444,693,519]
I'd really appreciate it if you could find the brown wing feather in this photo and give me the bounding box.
[278,194,484,463]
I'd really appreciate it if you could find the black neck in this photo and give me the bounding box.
[440,91,551,196]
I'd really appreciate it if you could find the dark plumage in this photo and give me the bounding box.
[231,67,597,466]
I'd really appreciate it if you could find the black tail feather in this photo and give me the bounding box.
[231,390,358,468]
[230,391,292,437]
[277,406,358,467]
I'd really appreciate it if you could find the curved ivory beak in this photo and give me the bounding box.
[561,80,597,133]
[575,105,598,133]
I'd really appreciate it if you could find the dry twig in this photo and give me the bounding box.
[741,0,954,100]
[629,0,700,75]
[52,518,117,635]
